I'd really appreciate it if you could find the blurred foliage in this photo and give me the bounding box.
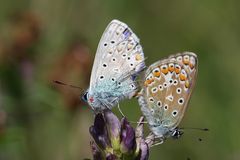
[0,0,240,160]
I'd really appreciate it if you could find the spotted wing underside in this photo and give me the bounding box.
[139,52,198,130]
[89,20,145,108]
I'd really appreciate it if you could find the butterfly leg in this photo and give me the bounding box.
[117,103,126,117]
[150,140,164,147]
[145,132,164,147]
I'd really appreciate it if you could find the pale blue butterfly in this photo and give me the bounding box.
[138,52,198,145]
[82,19,145,113]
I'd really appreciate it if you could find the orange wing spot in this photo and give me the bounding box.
[161,67,168,75]
[179,73,186,81]
[189,63,194,69]
[144,80,150,86]
[185,80,190,88]
[135,53,142,61]
[183,59,190,65]
[149,78,155,83]
[144,78,154,86]
[153,71,161,77]
[175,67,181,74]
[168,65,174,72]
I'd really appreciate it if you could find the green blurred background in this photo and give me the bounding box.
[0,0,240,159]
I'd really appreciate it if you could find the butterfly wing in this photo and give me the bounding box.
[89,20,145,109]
[139,52,197,135]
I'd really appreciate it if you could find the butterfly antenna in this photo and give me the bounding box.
[179,127,209,142]
[179,127,209,132]
[53,80,85,94]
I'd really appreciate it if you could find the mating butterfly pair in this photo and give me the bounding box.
[82,20,198,142]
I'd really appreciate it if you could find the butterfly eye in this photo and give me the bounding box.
[82,92,88,102]
[172,129,183,139]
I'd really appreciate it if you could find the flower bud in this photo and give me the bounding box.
[104,110,121,149]
[90,141,103,160]
[89,113,111,149]
[106,153,118,160]
[120,118,136,153]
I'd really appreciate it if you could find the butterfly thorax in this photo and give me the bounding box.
[150,124,170,139]
[85,89,124,112]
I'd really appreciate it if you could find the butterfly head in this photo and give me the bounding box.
[82,90,106,112]
[82,90,95,104]
[171,128,184,139]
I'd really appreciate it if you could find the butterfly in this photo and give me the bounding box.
[82,19,145,113]
[138,52,198,144]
